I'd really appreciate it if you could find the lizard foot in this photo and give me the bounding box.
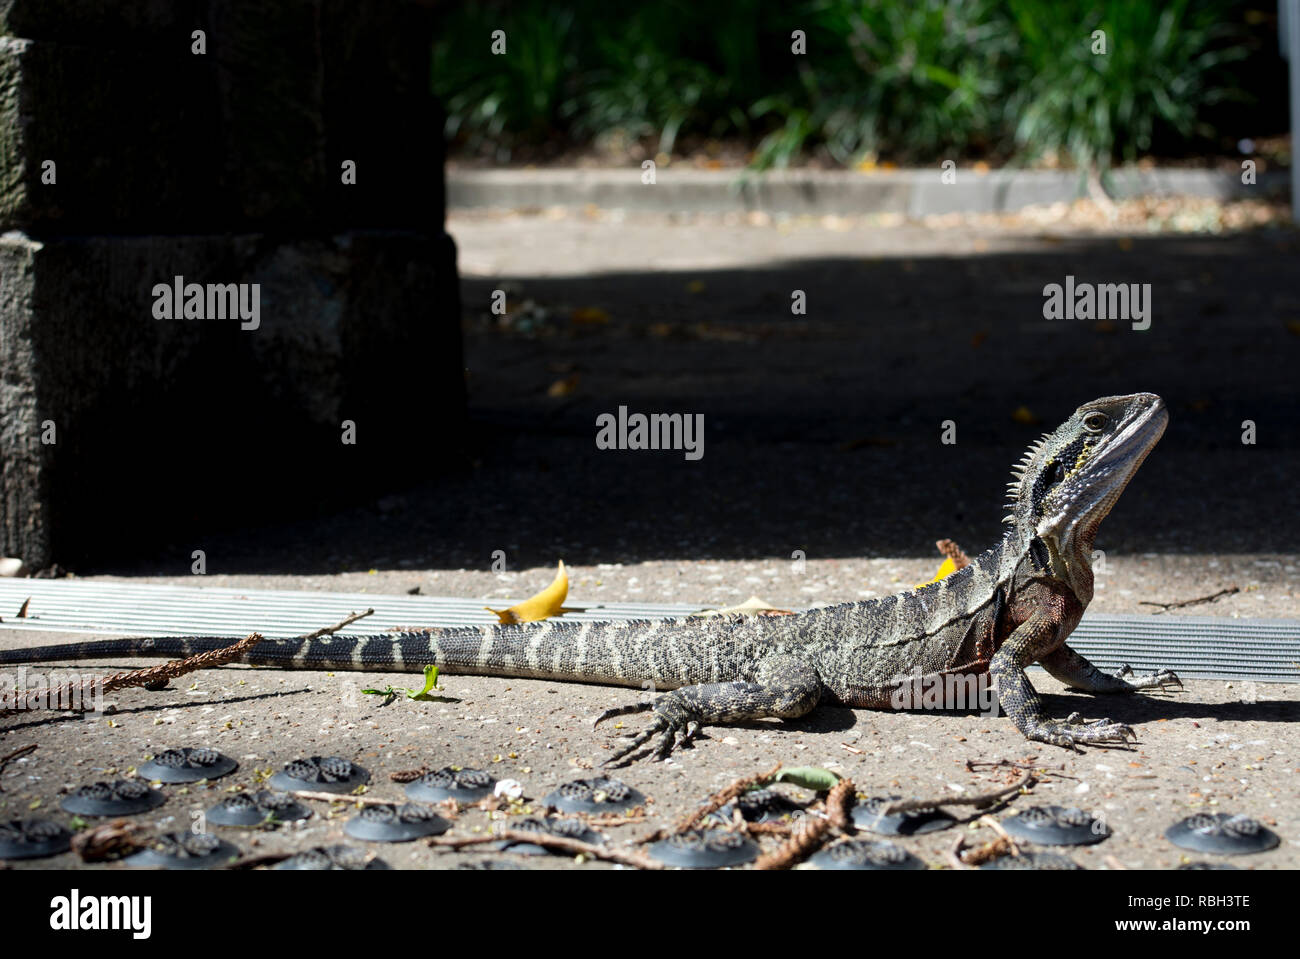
[598,694,704,767]
[1027,711,1137,750]
[1115,664,1184,692]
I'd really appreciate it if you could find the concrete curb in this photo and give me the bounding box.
[448,166,1289,216]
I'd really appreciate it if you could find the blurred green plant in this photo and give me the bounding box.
[430,0,1255,170]
[432,2,578,157]
[751,0,1013,168]
[1005,0,1250,180]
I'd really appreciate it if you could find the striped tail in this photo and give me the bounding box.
[0,613,778,688]
[0,635,292,666]
[0,633,455,672]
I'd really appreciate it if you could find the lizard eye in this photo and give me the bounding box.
[1082,411,1108,433]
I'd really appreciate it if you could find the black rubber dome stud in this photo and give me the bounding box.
[851,795,956,836]
[1164,813,1280,856]
[979,851,1082,870]
[205,790,311,827]
[138,747,237,784]
[647,829,760,869]
[808,838,925,871]
[269,756,370,794]
[543,776,645,815]
[495,817,604,856]
[1001,805,1111,847]
[0,819,73,860]
[405,767,496,803]
[709,787,803,825]
[276,845,390,870]
[344,802,451,842]
[124,831,239,870]
[60,780,166,817]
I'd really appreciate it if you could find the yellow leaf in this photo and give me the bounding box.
[546,374,580,397]
[916,557,957,588]
[686,280,706,294]
[571,307,610,326]
[487,561,571,624]
[691,595,794,617]
[1011,405,1041,425]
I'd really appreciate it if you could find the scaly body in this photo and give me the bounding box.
[0,393,1181,763]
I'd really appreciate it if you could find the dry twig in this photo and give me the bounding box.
[955,832,1017,867]
[753,779,855,871]
[70,819,153,862]
[0,633,264,716]
[287,789,394,807]
[646,763,783,843]
[1139,586,1238,613]
[966,757,1078,782]
[389,766,430,783]
[881,769,1034,816]
[429,830,663,869]
[300,608,375,639]
[1,608,375,717]
[0,743,37,788]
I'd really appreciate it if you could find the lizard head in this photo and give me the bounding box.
[1006,393,1168,564]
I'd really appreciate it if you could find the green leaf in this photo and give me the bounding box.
[767,767,841,791]
[409,665,442,700]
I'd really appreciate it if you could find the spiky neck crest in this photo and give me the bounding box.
[1001,393,1168,599]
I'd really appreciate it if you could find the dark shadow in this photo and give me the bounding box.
[1036,690,1300,729]
[0,686,312,733]
[723,704,861,735]
[89,231,1300,575]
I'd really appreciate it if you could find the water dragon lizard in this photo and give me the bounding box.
[0,392,1182,764]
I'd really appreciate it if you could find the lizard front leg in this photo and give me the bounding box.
[594,655,823,766]
[991,610,1136,748]
[1039,644,1182,694]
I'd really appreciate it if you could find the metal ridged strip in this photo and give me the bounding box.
[0,580,1295,682]
[0,579,706,637]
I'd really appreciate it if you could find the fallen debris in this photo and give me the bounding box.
[753,778,855,870]
[70,819,153,863]
[0,744,37,789]
[0,633,264,716]
[881,769,1035,816]
[430,829,663,869]
[1140,586,1239,613]
[650,763,784,842]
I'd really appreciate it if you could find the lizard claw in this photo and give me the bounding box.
[599,694,698,766]
[1116,664,1183,692]
[1028,712,1137,750]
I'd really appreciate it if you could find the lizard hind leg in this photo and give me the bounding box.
[599,656,824,767]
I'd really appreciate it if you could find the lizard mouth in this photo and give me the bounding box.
[1040,394,1168,538]
[1074,395,1167,518]
[1098,396,1167,470]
